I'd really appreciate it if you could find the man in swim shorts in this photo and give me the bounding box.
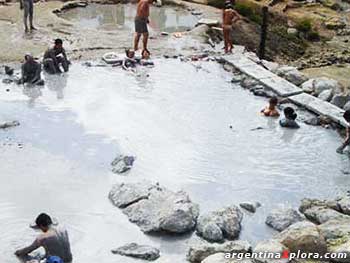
[134,0,154,52]
[20,0,36,33]
[222,0,240,53]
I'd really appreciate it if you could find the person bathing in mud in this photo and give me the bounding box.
[18,53,44,85]
[261,96,280,117]
[337,110,350,154]
[20,0,36,33]
[122,49,139,72]
[43,39,70,74]
[140,49,154,66]
[15,213,73,263]
[222,0,241,53]
[134,0,155,52]
[279,107,300,129]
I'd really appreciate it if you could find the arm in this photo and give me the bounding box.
[20,0,24,9]
[232,10,241,23]
[21,64,27,83]
[15,240,40,257]
[31,63,42,84]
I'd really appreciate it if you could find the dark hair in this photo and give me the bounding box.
[142,49,150,57]
[54,39,63,45]
[35,213,53,228]
[344,110,350,122]
[284,107,297,120]
[269,96,278,105]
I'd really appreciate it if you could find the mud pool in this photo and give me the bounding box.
[1,59,350,262]
[59,3,198,33]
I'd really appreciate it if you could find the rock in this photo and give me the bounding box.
[287,28,298,36]
[337,194,350,215]
[265,208,303,232]
[197,18,219,27]
[2,78,13,84]
[275,66,308,86]
[239,202,261,213]
[277,221,327,254]
[196,205,243,242]
[302,205,349,224]
[299,198,340,213]
[325,17,346,30]
[231,74,244,83]
[253,240,289,263]
[4,66,14,76]
[319,218,350,240]
[328,240,350,263]
[109,182,153,208]
[187,239,251,263]
[318,89,333,101]
[312,77,342,96]
[305,116,321,126]
[261,60,279,71]
[241,78,259,89]
[111,243,160,261]
[113,182,199,234]
[201,253,253,263]
[191,10,203,16]
[111,155,135,174]
[0,120,20,129]
[331,94,350,109]
[301,79,315,93]
[61,1,88,11]
[343,101,350,111]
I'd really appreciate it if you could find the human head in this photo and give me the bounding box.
[54,39,63,49]
[225,0,234,8]
[284,107,297,120]
[269,96,278,107]
[125,49,135,58]
[142,49,150,59]
[34,213,53,232]
[344,110,350,123]
[24,53,34,62]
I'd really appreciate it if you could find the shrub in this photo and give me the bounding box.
[296,19,312,33]
[234,3,262,24]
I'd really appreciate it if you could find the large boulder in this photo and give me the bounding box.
[111,243,160,261]
[301,79,315,93]
[265,208,303,232]
[331,94,350,109]
[253,240,289,263]
[319,218,350,240]
[314,77,342,96]
[327,240,350,263]
[187,239,251,263]
[276,221,327,254]
[318,89,333,102]
[275,66,308,86]
[109,182,199,234]
[337,194,350,215]
[196,206,243,242]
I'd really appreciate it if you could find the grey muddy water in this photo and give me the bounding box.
[1,60,350,262]
[59,3,198,33]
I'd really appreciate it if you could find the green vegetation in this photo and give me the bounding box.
[296,19,312,33]
[207,0,225,8]
[234,3,262,24]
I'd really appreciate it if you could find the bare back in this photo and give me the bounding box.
[136,0,150,18]
[223,9,239,26]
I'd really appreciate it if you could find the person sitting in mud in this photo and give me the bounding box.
[20,0,36,33]
[15,213,72,263]
[279,107,300,129]
[222,0,240,53]
[261,96,280,117]
[337,110,350,154]
[18,53,44,85]
[122,49,139,71]
[43,39,70,74]
[140,49,154,66]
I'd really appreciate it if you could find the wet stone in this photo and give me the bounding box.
[112,243,160,261]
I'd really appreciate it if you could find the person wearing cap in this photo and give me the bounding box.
[14,213,73,263]
[20,0,36,33]
[222,0,240,53]
[43,39,70,74]
[18,53,43,85]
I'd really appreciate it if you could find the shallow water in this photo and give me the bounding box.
[59,3,198,33]
[1,60,350,263]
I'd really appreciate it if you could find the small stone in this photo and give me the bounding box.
[318,89,333,101]
[239,202,261,213]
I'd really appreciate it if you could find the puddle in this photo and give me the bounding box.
[58,3,198,33]
[1,60,350,262]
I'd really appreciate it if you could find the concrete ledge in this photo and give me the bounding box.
[222,56,303,97]
[289,93,348,127]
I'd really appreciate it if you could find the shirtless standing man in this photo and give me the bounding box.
[20,0,36,33]
[222,1,240,53]
[134,0,153,51]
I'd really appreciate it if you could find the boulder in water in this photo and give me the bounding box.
[111,155,135,174]
[265,208,303,232]
[0,120,20,129]
[239,202,261,213]
[112,243,160,261]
